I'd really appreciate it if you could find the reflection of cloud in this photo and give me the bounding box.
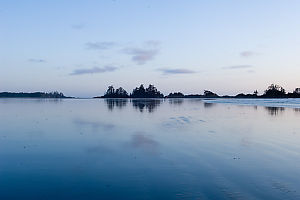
[127,132,159,154]
[222,65,253,70]
[86,42,116,50]
[162,116,193,128]
[178,116,191,123]
[70,66,118,75]
[73,119,115,130]
[240,137,252,147]
[131,134,158,148]
[158,68,196,75]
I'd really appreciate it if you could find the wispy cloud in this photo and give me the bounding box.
[222,65,253,70]
[70,65,118,75]
[71,23,86,30]
[123,48,158,65]
[145,40,161,47]
[240,51,258,57]
[28,58,46,63]
[86,42,116,50]
[159,68,196,75]
[122,41,160,65]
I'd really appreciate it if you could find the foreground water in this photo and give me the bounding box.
[0,98,299,200]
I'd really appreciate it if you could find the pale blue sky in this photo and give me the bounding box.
[1,0,300,97]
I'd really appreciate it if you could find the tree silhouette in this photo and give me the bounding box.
[167,92,185,98]
[263,84,286,98]
[131,84,163,98]
[294,88,300,94]
[115,87,129,97]
[106,85,115,96]
[204,90,219,98]
[0,92,68,98]
[103,86,129,98]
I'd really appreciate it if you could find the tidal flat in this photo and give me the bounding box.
[0,98,299,199]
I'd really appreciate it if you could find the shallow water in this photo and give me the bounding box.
[203,98,300,108]
[0,98,300,200]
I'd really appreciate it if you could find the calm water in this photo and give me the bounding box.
[0,98,300,200]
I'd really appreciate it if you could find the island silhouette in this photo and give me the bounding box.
[94,84,300,99]
[0,84,299,98]
[0,91,71,98]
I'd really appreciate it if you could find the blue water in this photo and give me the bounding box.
[0,98,300,199]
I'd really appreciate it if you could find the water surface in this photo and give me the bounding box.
[0,98,300,199]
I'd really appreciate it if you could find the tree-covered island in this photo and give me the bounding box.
[0,91,71,98]
[94,84,300,99]
[0,84,299,99]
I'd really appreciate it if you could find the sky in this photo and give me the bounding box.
[1,0,300,97]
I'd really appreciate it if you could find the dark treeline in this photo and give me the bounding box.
[0,91,70,98]
[97,84,164,98]
[95,84,300,99]
[233,84,300,98]
[1,84,299,99]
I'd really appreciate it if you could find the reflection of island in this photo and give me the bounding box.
[0,91,71,98]
[104,98,162,113]
[131,99,162,113]
[105,99,128,111]
[168,98,184,105]
[265,107,285,116]
[204,102,215,108]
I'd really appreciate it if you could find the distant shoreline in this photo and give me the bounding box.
[0,96,300,100]
[95,84,300,99]
[1,83,300,99]
[94,97,300,99]
[0,92,73,98]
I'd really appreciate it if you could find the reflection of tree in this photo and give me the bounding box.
[131,99,162,113]
[204,102,215,108]
[265,107,285,116]
[168,98,183,105]
[105,99,128,111]
[103,86,129,98]
[294,108,300,113]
